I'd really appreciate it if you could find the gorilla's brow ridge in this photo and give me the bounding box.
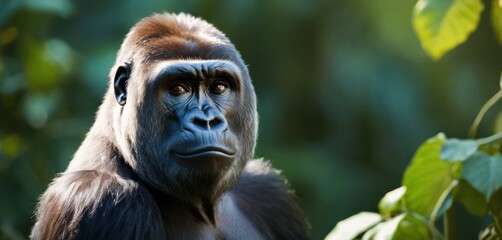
[151,60,242,85]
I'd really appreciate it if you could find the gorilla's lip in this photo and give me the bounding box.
[174,146,236,158]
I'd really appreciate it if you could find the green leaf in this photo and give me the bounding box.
[325,212,383,240]
[362,226,378,240]
[403,133,458,217]
[412,0,484,59]
[440,139,478,162]
[362,214,406,240]
[456,180,489,216]
[431,180,458,221]
[361,213,432,240]
[379,186,406,219]
[492,0,502,46]
[479,225,499,240]
[393,213,433,240]
[463,152,502,201]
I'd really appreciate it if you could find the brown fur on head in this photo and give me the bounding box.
[115,13,236,64]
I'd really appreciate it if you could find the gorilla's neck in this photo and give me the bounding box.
[161,194,216,224]
[153,188,228,237]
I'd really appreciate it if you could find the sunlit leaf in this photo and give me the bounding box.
[479,224,499,240]
[463,152,502,201]
[412,0,484,59]
[492,0,502,45]
[362,226,378,240]
[361,213,431,240]
[403,133,458,217]
[325,212,383,240]
[440,139,478,162]
[379,186,406,219]
[456,180,489,216]
[392,213,432,240]
[362,214,405,240]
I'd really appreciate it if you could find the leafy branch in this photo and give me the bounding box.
[325,0,502,239]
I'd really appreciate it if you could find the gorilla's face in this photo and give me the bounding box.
[110,14,257,201]
[155,60,242,170]
[138,60,245,197]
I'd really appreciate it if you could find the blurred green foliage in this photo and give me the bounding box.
[327,132,502,239]
[1,0,501,239]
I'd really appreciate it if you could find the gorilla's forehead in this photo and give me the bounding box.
[148,60,243,83]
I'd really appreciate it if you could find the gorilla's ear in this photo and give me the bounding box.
[114,63,131,106]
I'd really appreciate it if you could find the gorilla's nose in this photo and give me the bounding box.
[185,108,228,132]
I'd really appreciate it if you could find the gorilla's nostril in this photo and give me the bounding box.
[209,117,223,128]
[193,117,209,128]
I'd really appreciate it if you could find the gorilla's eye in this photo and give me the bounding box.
[209,80,229,95]
[169,83,189,95]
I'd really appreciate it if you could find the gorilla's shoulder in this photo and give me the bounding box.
[237,158,298,192]
[31,170,165,239]
[41,170,143,205]
[243,158,278,175]
[234,159,295,200]
[231,159,310,239]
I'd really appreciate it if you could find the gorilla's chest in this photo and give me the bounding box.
[161,194,262,240]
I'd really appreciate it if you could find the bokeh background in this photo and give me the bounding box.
[1,0,501,239]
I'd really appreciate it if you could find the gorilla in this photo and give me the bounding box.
[31,13,309,239]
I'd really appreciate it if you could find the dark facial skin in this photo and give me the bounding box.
[161,62,238,169]
[113,60,250,203]
[30,13,309,240]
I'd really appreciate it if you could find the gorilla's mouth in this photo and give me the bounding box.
[174,146,236,159]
